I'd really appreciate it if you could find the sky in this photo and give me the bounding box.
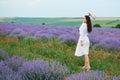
[0,0,120,17]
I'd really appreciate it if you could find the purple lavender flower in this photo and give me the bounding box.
[0,61,15,80]
[4,56,27,72]
[9,28,27,37]
[67,70,119,80]
[17,60,69,80]
[95,37,120,50]
[0,48,9,61]
[113,76,120,80]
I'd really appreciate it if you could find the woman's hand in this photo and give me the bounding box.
[80,40,83,46]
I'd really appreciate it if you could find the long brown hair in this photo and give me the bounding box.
[85,15,92,33]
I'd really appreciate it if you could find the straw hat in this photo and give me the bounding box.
[88,12,96,20]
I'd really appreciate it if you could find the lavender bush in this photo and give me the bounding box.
[89,28,120,50]
[0,48,9,61]
[0,61,15,80]
[9,28,27,37]
[95,37,120,50]
[113,76,120,80]
[0,56,27,80]
[0,22,120,49]
[17,60,69,80]
[0,55,69,80]
[4,56,27,72]
[67,70,120,80]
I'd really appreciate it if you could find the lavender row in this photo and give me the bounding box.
[0,49,69,80]
[67,70,120,80]
[0,22,120,49]
[1,49,120,80]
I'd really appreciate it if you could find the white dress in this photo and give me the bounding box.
[75,23,90,56]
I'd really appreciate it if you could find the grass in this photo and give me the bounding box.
[0,17,120,27]
[0,35,120,76]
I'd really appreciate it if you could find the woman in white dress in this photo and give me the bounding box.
[75,15,92,71]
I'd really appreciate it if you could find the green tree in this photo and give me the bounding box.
[93,24,101,28]
[115,24,120,28]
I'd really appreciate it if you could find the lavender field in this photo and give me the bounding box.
[0,49,120,80]
[0,22,120,50]
[0,22,120,80]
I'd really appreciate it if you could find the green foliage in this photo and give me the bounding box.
[115,24,120,28]
[18,36,24,40]
[93,24,101,27]
[8,42,18,47]
[64,40,76,47]
[41,22,46,25]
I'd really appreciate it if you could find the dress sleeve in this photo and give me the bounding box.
[79,23,87,41]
